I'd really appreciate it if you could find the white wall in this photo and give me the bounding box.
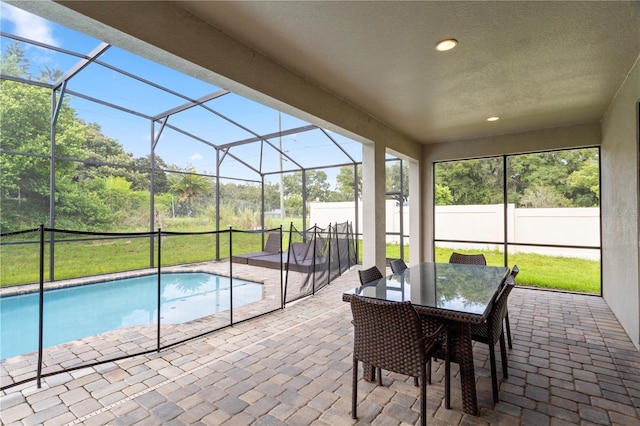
[310,201,601,259]
[601,56,640,349]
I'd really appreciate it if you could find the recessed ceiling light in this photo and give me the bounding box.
[487,116,500,122]
[435,39,458,52]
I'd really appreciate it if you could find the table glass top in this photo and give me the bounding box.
[345,262,510,316]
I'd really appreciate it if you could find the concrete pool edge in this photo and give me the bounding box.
[0,260,266,297]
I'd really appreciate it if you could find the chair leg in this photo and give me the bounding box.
[505,311,513,349]
[445,334,451,409]
[489,343,499,403]
[377,368,382,386]
[352,358,358,419]
[499,332,508,378]
[420,368,427,426]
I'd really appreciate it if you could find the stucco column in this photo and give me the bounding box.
[407,158,423,265]
[362,141,386,272]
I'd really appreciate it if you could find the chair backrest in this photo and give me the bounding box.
[389,259,408,274]
[264,233,282,253]
[350,295,426,377]
[358,266,383,286]
[487,280,515,343]
[510,265,519,279]
[449,252,487,266]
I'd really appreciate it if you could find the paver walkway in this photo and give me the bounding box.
[1,267,640,425]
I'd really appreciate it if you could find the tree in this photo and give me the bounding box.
[169,171,211,216]
[519,185,571,208]
[1,41,30,78]
[567,159,599,206]
[0,79,93,231]
[435,157,503,205]
[336,164,361,201]
[283,170,336,202]
[435,184,453,205]
[386,161,408,202]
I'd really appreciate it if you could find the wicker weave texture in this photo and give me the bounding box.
[350,295,444,424]
[358,266,383,285]
[470,281,514,344]
[352,296,434,377]
[389,259,408,273]
[449,252,487,265]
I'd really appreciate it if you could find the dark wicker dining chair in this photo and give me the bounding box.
[469,277,515,404]
[389,258,408,273]
[448,252,487,266]
[504,265,519,349]
[358,266,384,285]
[350,295,446,426]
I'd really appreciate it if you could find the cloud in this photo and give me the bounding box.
[1,3,58,46]
[190,153,203,161]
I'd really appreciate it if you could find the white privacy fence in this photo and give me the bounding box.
[309,202,600,260]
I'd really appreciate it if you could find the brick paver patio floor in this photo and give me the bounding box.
[2,266,640,425]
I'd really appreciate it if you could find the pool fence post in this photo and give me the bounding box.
[36,224,45,388]
[312,224,317,295]
[156,228,161,352]
[284,222,294,306]
[279,225,284,310]
[229,227,233,325]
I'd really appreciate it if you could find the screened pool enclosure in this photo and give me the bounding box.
[0,14,381,388]
[0,20,412,281]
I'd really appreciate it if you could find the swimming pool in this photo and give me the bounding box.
[0,272,263,360]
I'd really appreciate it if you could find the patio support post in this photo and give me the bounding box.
[362,141,386,273]
[502,155,509,266]
[36,224,45,388]
[302,169,307,233]
[150,121,156,267]
[229,227,234,325]
[49,83,67,281]
[399,159,405,261]
[407,158,421,265]
[156,228,161,352]
[261,175,265,240]
[215,149,221,259]
[354,162,360,262]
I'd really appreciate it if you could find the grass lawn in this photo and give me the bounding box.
[383,244,600,294]
[1,232,600,294]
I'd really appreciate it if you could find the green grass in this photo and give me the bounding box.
[1,232,601,294]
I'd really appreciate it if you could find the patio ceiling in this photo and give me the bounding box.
[171,1,640,144]
[9,1,639,148]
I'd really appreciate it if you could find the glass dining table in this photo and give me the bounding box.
[343,262,510,415]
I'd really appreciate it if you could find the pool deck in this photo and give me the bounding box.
[2,265,640,425]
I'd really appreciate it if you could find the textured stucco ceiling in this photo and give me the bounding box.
[176,1,640,143]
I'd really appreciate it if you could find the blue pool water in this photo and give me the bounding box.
[0,273,263,359]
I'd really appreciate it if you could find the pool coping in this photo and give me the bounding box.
[0,260,267,298]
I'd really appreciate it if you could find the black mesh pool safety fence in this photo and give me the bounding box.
[0,225,286,390]
[283,221,357,304]
[0,221,356,390]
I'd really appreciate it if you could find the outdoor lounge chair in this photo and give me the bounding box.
[231,233,281,264]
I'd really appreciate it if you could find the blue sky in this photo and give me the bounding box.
[1,2,363,184]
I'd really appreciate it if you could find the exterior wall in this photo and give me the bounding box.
[601,56,640,349]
